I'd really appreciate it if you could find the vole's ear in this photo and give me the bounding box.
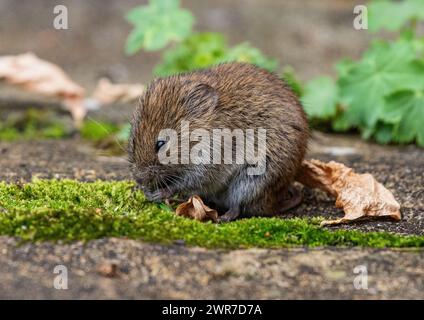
[182,83,218,117]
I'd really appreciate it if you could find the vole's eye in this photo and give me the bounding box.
[155,140,166,153]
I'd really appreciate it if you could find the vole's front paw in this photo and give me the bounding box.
[217,208,240,223]
[143,188,173,203]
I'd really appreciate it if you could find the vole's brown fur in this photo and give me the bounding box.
[129,63,309,222]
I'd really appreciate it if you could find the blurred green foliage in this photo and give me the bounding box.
[80,120,120,141]
[301,0,424,147]
[0,109,66,141]
[368,0,424,32]
[125,0,194,54]
[154,33,278,76]
[125,0,277,75]
[0,110,128,154]
[153,32,227,76]
[280,67,304,98]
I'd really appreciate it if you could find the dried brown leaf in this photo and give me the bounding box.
[90,77,145,105]
[296,159,401,226]
[62,96,86,128]
[175,195,218,223]
[0,52,86,126]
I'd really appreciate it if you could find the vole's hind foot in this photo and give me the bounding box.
[218,207,240,223]
[278,186,302,213]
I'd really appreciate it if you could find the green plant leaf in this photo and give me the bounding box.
[221,42,278,72]
[125,0,194,54]
[335,58,355,78]
[412,37,424,57]
[368,0,424,33]
[337,39,424,131]
[154,32,227,76]
[281,66,304,97]
[154,33,278,76]
[301,76,339,119]
[382,90,424,146]
[373,122,395,144]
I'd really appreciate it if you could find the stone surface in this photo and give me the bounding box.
[0,133,423,299]
[0,237,422,299]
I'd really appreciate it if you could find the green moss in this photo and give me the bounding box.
[0,109,67,141]
[80,120,127,155]
[0,127,20,140]
[0,110,127,154]
[0,179,423,248]
[80,120,120,141]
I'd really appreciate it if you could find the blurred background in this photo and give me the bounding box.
[0,0,370,88]
[0,0,423,147]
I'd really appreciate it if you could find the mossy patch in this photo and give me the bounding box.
[0,109,67,141]
[0,179,423,248]
[80,120,127,155]
[80,120,120,141]
[0,109,128,154]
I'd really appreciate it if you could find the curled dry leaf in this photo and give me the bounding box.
[0,53,145,127]
[90,77,145,105]
[175,195,218,223]
[296,159,401,226]
[0,52,86,126]
[63,97,87,127]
